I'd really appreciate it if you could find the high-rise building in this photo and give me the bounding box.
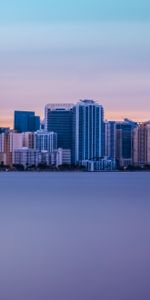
[73,99,104,164]
[133,122,150,166]
[105,121,116,160]
[14,111,40,133]
[0,131,23,165]
[45,104,73,150]
[28,115,40,132]
[116,120,137,167]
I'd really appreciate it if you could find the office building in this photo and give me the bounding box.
[45,104,73,150]
[14,111,40,133]
[116,120,137,167]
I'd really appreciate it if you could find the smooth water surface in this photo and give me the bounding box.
[0,172,150,300]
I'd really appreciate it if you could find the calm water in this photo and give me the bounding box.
[0,172,150,300]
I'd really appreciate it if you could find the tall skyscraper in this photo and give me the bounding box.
[116,120,137,167]
[14,111,40,133]
[133,122,150,166]
[45,104,73,150]
[105,121,116,160]
[73,99,104,164]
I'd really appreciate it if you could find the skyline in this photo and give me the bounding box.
[0,0,150,127]
[1,99,150,128]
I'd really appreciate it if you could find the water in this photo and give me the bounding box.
[0,172,150,300]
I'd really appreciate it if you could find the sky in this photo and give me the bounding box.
[0,0,150,127]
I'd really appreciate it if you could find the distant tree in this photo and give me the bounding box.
[13,164,25,171]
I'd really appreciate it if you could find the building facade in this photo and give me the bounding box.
[34,130,57,152]
[73,100,104,164]
[133,123,150,166]
[116,121,136,167]
[14,111,40,133]
[45,104,73,150]
[13,148,41,167]
[105,121,116,160]
[0,131,23,165]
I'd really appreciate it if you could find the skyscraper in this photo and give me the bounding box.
[116,120,137,167]
[73,100,104,164]
[45,104,73,150]
[133,122,150,166]
[14,111,40,133]
[105,121,116,160]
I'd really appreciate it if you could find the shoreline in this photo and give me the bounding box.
[0,170,150,173]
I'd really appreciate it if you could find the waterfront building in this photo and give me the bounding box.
[0,131,23,165]
[45,104,73,150]
[82,157,116,172]
[13,148,41,167]
[133,122,150,166]
[13,147,71,168]
[50,148,71,167]
[14,111,40,133]
[34,130,57,152]
[73,99,105,164]
[116,120,137,167]
[105,121,116,160]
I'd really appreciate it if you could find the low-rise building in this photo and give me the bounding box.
[13,148,41,167]
[82,158,116,172]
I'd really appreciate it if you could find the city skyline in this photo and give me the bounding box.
[1,99,150,128]
[1,99,150,171]
[0,0,150,127]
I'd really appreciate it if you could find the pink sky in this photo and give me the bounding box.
[0,22,150,127]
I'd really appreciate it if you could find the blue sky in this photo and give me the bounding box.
[0,0,150,126]
[0,0,150,23]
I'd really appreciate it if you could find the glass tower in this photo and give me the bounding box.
[14,111,40,133]
[73,100,104,164]
[45,104,73,150]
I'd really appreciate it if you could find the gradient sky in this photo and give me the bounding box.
[0,0,150,127]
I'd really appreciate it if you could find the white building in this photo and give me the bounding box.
[73,100,104,164]
[34,130,57,152]
[82,158,116,172]
[50,148,71,167]
[13,148,41,167]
